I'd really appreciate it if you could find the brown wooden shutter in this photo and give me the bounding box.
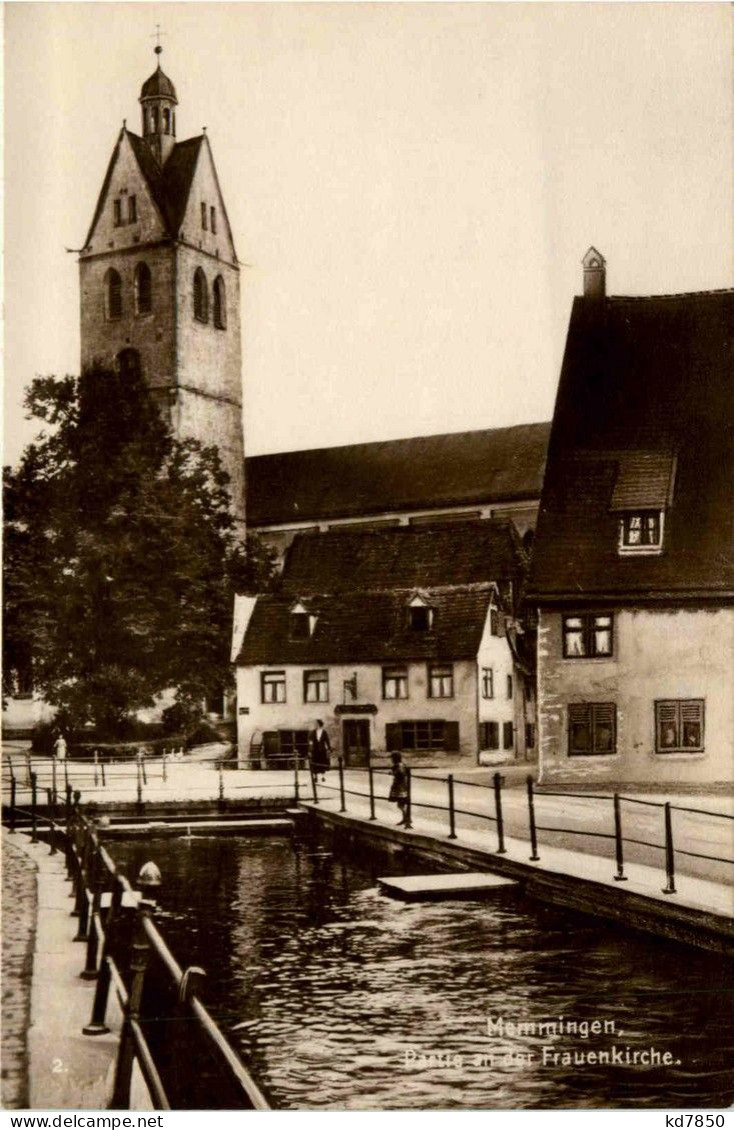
[503,721,514,750]
[443,721,460,752]
[385,723,401,751]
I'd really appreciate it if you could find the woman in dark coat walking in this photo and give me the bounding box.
[309,720,331,781]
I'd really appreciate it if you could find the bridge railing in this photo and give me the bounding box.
[310,761,734,895]
[4,792,271,1111]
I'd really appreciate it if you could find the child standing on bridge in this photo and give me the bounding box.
[389,751,409,826]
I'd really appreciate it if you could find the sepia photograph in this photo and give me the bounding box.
[2,1,733,1117]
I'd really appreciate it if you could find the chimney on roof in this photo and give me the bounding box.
[582,247,606,298]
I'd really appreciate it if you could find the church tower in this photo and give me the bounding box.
[78,48,246,524]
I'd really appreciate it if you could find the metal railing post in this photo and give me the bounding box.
[25,750,32,786]
[93,751,99,787]
[338,757,346,812]
[404,768,413,830]
[368,764,376,820]
[83,882,122,1036]
[81,838,102,978]
[311,770,319,805]
[64,758,69,792]
[613,793,627,881]
[64,785,74,876]
[74,824,93,940]
[293,757,300,803]
[526,776,540,861]
[100,759,106,787]
[47,789,58,855]
[9,777,17,834]
[218,759,225,805]
[662,802,676,894]
[136,753,143,808]
[162,751,167,783]
[447,774,457,839]
[51,756,58,807]
[30,773,38,843]
[110,886,154,1107]
[493,772,506,854]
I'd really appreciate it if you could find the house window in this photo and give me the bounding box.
[213,276,226,329]
[290,612,310,639]
[304,669,329,704]
[428,663,453,699]
[409,604,433,630]
[619,511,663,553]
[113,198,123,227]
[261,671,286,704]
[210,206,217,233]
[201,202,208,230]
[563,613,613,658]
[277,729,310,762]
[655,700,704,753]
[506,674,513,700]
[193,268,208,322]
[105,268,122,319]
[479,721,499,751]
[503,721,514,750]
[383,666,408,700]
[128,195,137,223]
[134,262,152,314]
[387,720,457,752]
[568,703,616,757]
[481,667,494,699]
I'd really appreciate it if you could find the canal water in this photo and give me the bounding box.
[112,830,733,1110]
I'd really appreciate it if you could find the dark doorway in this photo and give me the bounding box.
[342,719,370,767]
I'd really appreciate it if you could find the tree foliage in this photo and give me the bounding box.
[3,366,275,736]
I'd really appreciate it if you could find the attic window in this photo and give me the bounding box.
[618,511,663,555]
[290,602,315,639]
[407,595,434,631]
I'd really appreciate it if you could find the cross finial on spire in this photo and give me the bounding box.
[151,23,165,58]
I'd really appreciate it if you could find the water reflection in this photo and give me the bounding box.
[112,833,734,1110]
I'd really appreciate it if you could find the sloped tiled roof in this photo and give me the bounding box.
[280,520,527,595]
[246,422,550,526]
[237,584,495,666]
[528,290,734,601]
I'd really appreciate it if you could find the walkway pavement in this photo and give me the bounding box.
[2,835,36,1109]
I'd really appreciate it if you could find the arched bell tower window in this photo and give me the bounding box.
[134,262,152,314]
[117,348,142,381]
[105,268,122,320]
[193,267,208,323]
[213,276,226,329]
[163,108,171,134]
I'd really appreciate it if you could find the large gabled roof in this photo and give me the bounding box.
[237,584,496,666]
[245,422,550,527]
[83,129,213,249]
[528,289,734,602]
[280,520,528,595]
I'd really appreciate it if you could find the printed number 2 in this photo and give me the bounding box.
[52,1058,66,1074]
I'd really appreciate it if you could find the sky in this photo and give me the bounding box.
[4,2,733,465]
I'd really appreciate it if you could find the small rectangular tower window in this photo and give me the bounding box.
[113,199,123,227]
[210,206,217,233]
[201,202,208,230]
[128,195,137,223]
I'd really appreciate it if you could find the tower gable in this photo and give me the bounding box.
[176,135,237,264]
[82,130,169,256]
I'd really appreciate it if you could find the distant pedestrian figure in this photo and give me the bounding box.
[389,751,409,826]
[53,733,67,761]
[309,720,331,781]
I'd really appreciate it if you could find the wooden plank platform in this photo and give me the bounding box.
[378,872,517,901]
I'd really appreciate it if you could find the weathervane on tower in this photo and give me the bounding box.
[151,23,165,58]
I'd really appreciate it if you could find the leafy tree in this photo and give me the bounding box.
[3,366,275,737]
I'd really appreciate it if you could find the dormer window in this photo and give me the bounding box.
[611,451,675,557]
[408,594,433,631]
[618,511,663,554]
[290,601,316,639]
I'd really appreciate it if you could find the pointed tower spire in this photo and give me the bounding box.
[139,42,178,166]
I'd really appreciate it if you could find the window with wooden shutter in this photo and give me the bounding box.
[568,703,616,756]
[503,721,514,751]
[655,699,704,753]
[479,722,500,750]
[443,721,460,752]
